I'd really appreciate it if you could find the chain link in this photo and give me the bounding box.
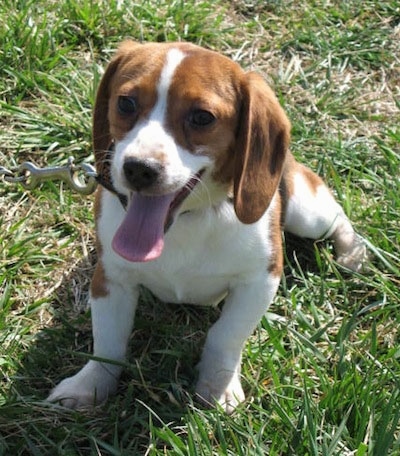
[0,157,98,195]
[0,166,14,179]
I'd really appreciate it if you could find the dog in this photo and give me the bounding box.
[48,41,366,413]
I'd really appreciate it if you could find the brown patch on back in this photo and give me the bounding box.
[279,152,325,226]
[281,153,323,200]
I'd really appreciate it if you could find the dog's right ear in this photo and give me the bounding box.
[93,41,140,175]
[93,56,121,175]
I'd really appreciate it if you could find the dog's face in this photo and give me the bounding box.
[93,41,290,262]
[109,45,242,196]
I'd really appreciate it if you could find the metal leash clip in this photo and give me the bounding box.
[0,166,14,180]
[1,157,98,195]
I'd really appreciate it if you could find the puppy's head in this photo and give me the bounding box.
[93,41,290,261]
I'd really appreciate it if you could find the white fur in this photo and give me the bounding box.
[284,173,367,271]
[48,188,279,411]
[112,48,211,196]
[48,46,366,413]
[284,173,342,239]
[153,48,185,119]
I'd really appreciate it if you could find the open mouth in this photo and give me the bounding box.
[164,170,204,232]
[112,170,204,262]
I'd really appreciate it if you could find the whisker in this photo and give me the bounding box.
[187,172,212,207]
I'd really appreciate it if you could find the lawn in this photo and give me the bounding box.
[1,0,399,454]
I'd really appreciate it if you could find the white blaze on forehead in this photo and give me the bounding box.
[114,48,186,168]
[151,48,186,123]
[113,46,209,194]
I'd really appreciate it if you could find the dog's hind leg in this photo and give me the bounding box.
[281,157,367,272]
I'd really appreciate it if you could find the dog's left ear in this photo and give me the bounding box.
[93,40,141,177]
[234,72,291,224]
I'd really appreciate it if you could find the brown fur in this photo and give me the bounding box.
[267,192,284,277]
[93,41,291,226]
[93,42,164,176]
[90,188,109,299]
[90,260,109,299]
[281,153,322,199]
[165,46,242,179]
[234,72,291,224]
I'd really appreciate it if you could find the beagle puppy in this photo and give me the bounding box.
[48,41,366,413]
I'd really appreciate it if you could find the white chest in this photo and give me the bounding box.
[98,192,273,305]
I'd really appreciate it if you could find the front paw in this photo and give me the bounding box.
[196,370,245,414]
[47,361,119,409]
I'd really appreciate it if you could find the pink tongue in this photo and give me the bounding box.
[112,192,176,262]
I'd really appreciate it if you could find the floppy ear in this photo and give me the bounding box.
[234,72,291,224]
[93,57,120,176]
[93,41,140,176]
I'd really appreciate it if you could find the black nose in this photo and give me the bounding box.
[123,158,161,191]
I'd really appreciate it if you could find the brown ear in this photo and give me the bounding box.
[93,57,120,176]
[93,41,140,176]
[234,72,290,224]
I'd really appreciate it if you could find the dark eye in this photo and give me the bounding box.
[188,109,216,128]
[118,96,137,115]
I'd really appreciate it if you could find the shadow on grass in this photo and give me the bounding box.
[1,233,324,454]
[0,247,223,453]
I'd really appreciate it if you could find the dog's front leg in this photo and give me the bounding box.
[196,272,280,414]
[48,266,138,409]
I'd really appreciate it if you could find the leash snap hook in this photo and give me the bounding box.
[0,166,14,181]
[8,161,42,189]
[66,159,98,195]
[5,158,98,195]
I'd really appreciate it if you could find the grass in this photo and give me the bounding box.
[1,0,399,454]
